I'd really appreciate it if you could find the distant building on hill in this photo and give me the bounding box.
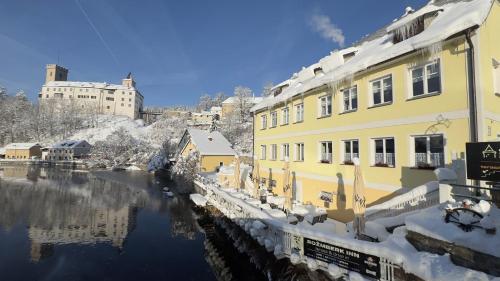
[5,143,42,159]
[177,128,236,172]
[42,140,91,161]
[221,96,263,119]
[38,64,144,119]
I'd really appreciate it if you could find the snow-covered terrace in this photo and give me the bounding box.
[252,0,494,113]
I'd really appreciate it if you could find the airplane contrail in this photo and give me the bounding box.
[74,0,120,66]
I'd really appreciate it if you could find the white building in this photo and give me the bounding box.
[39,64,144,119]
[43,140,91,161]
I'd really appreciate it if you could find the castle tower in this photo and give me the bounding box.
[122,72,136,88]
[45,64,68,83]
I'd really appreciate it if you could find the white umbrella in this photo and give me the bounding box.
[283,158,292,211]
[352,157,366,237]
[234,156,240,191]
[253,159,260,198]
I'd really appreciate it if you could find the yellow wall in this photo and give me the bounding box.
[477,0,500,141]
[201,155,235,172]
[5,147,42,159]
[253,36,485,222]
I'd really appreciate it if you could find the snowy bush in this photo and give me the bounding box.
[171,151,200,183]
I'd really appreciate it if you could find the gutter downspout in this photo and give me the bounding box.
[465,29,480,190]
[465,30,479,143]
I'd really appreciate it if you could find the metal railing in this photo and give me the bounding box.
[344,153,359,163]
[415,152,444,167]
[375,153,395,166]
[195,177,401,280]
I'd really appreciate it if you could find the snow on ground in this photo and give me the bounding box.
[405,200,500,258]
[66,115,152,146]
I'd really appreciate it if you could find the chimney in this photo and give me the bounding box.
[122,72,136,88]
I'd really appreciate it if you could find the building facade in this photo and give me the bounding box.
[178,128,236,172]
[5,143,42,159]
[39,64,144,119]
[252,0,500,222]
[43,140,91,161]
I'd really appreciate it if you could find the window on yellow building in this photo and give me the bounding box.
[261,115,267,129]
[260,145,266,160]
[319,141,332,163]
[373,138,395,167]
[318,95,332,117]
[295,103,304,122]
[270,111,278,128]
[413,135,444,168]
[371,75,393,106]
[281,143,289,160]
[411,60,441,97]
[281,107,289,125]
[343,140,359,164]
[271,144,277,160]
[295,143,304,161]
[342,86,357,112]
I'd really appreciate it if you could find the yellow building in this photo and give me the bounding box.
[252,0,500,222]
[5,143,42,159]
[178,128,236,172]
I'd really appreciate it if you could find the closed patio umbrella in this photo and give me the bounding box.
[253,159,260,198]
[234,156,240,191]
[283,158,292,212]
[352,157,366,237]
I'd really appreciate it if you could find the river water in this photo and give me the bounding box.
[0,166,330,281]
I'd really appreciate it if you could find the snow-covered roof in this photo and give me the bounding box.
[186,128,236,156]
[222,96,263,104]
[50,140,89,149]
[4,143,41,150]
[44,81,135,91]
[252,0,494,112]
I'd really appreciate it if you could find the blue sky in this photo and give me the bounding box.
[0,0,427,107]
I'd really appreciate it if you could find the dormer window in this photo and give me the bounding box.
[343,52,356,62]
[314,67,324,76]
[391,10,440,44]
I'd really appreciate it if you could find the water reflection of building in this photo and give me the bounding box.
[166,197,197,240]
[0,166,145,263]
[29,206,137,262]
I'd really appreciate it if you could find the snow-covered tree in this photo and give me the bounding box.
[262,82,274,97]
[171,151,200,183]
[233,86,253,123]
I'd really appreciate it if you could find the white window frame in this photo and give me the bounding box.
[270,144,277,160]
[270,111,278,128]
[371,137,395,167]
[318,95,332,117]
[341,86,358,112]
[281,143,290,161]
[319,141,333,164]
[294,103,304,123]
[409,59,442,98]
[295,143,304,161]
[261,115,267,129]
[342,139,359,164]
[411,134,445,168]
[370,75,393,106]
[260,145,267,160]
[281,107,289,125]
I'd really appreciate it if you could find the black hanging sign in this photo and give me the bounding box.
[466,142,500,181]
[303,238,380,279]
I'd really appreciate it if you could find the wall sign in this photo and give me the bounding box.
[303,238,380,279]
[319,191,333,202]
[466,142,500,181]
